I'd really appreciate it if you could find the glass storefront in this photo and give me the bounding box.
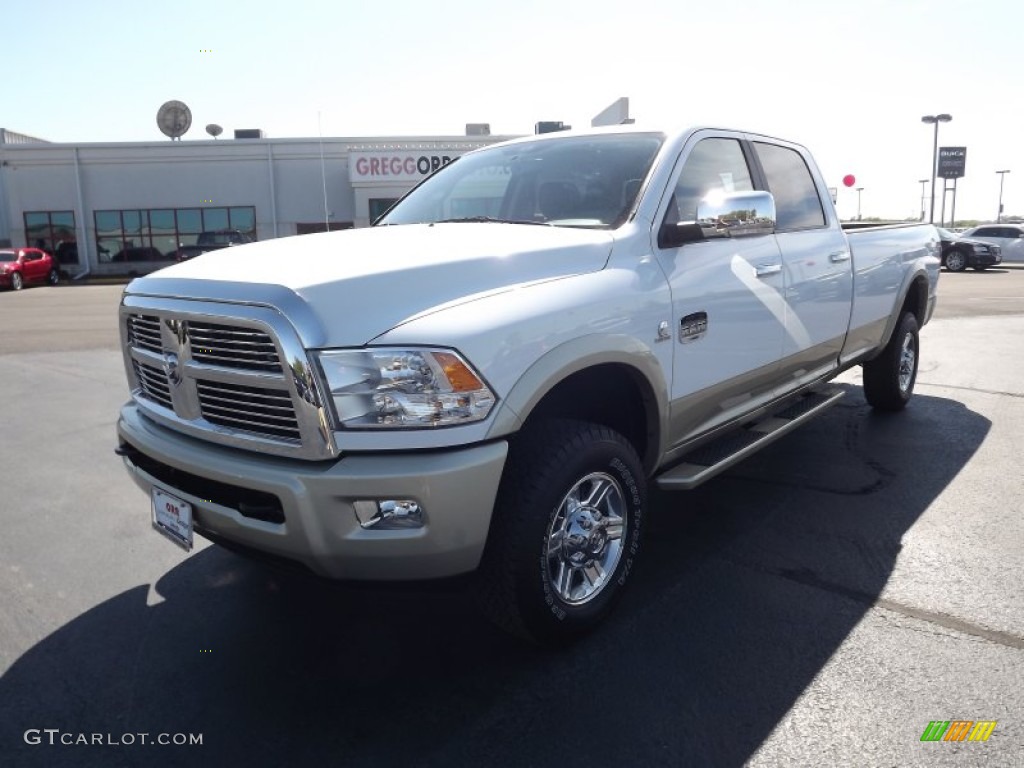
[24,211,77,264]
[94,206,257,262]
[368,198,398,224]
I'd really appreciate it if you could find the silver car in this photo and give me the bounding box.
[959,224,1024,263]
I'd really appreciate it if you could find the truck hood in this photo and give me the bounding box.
[128,223,615,347]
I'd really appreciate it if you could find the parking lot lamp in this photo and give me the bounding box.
[996,170,1010,223]
[919,179,929,222]
[921,114,952,223]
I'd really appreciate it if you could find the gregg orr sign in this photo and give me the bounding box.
[938,147,967,179]
[349,151,464,183]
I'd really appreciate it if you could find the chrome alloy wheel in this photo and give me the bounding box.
[544,472,626,606]
[946,250,966,271]
[898,332,916,393]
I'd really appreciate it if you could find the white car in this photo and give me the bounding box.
[959,224,1024,263]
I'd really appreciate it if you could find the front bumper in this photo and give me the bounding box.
[969,248,1001,267]
[117,402,508,580]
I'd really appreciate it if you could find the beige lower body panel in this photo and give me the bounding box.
[118,403,508,580]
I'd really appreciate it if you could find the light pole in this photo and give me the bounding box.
[918,179,929,222]
[856,187,864,220]
[922,113,952,223]
[996,169,1010,222]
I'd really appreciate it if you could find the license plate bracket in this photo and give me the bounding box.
[151,487,193,551]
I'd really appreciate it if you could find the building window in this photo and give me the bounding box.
[369,198,398,223]
[94,206,257,262]
[24,211,77,264]
[295,222,354,235]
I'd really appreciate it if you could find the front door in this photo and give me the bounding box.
[23,251,45,282]
[655,133,786,449]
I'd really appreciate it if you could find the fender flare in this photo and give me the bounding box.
[484,334,670,468]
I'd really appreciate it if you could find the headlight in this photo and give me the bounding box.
[315,348,496,429]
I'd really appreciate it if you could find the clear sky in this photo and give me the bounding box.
[3,0,1022,222]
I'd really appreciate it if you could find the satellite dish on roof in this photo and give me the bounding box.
[205,124,223,139]
[157,100,192,140]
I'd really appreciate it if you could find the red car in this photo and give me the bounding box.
[0,248,60,290]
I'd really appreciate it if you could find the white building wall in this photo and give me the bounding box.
[0,135,514,275]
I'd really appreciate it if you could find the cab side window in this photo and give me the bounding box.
[753,142,825,231]
[670,138,754,223]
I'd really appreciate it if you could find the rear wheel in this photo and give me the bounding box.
[477,419,646,644]
[863,311,919,411]
[48,268,60,285]
[944,249,967,272]
[11,271,23,291]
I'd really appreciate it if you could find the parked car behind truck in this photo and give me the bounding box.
[958,224,1024,263]
[173,230,253,261]
[937,227,1001,272]
[0,248,60,290]
[115,126,940,643]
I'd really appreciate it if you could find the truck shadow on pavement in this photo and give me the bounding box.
[0,385,990,768]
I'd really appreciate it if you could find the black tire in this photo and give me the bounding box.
[863,311,919,411]
[48,268,60,285]
[944,249,968,272]
[476,419,646,645]
[11,271,23,291]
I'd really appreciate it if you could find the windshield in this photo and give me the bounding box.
[378,133,664,229]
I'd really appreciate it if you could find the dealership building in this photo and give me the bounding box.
[0,127,514,276]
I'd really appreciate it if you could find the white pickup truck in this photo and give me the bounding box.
[116,126,940,643]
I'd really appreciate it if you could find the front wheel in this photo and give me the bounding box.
[945,249,967,272]
[477,419,646,644]
[10,271,23,291]
[863,311,919,411]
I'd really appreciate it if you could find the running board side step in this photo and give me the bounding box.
[655,388,845,491]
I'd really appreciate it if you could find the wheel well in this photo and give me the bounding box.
[901,275,928,326]
[522,364,659,474]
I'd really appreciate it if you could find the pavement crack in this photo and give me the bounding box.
[720,557,1024,651]
[917,381,1024,399]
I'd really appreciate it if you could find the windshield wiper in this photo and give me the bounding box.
[434,216,551,226]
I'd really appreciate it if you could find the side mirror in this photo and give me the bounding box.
[659,190,776,248]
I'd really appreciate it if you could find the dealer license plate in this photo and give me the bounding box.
[152,487,193,551]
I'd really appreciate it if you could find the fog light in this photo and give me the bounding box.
[353,499,424,530]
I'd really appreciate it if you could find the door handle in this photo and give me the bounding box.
[755,263,782,277]
[829,250,851,263]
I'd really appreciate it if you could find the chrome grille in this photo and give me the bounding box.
[121,295,335,460]
[188,322,281,371]
[132,360,173,409]
[197,380,301,441]
[127,314,162,354]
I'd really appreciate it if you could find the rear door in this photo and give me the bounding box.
[654,132,786,447]
[750,140,853,392]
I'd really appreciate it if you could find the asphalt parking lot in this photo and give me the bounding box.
[1,269,1022,767]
